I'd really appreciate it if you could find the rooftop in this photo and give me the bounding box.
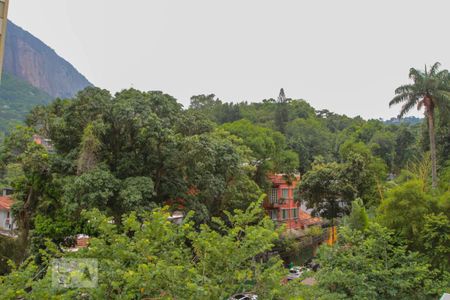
[0,195,13,210]
[299,210,322,226]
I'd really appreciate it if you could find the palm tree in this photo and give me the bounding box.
[390,62,450,188]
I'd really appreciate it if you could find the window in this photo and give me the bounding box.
[269,210,278,220]
[282,188,289,199]
[291,208,298,219]
[282,209,289,220]
[269,188,278,204]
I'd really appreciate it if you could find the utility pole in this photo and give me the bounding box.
[0,0,9,82]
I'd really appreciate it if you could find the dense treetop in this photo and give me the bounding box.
[0,68,448,298]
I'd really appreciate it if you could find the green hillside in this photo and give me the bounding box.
[0,72,53,133]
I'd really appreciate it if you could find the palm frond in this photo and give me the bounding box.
[399,96,420,118]
[429,62,441,76]
[389,93,415,107]
[433,90,450,109]
[409,68,421,79]
[393,63,449,119]
[436,70,450,85]
[394,84,414,95]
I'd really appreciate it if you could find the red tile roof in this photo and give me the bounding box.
[299,209,322,226]
[0,196,13,210]
[268,173,301,185]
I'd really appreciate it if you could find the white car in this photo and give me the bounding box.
[286,266,308,281]
[229,293,258,300]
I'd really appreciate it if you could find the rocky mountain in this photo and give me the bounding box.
[3,20,92,99]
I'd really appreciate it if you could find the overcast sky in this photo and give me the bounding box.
[8,0,450,119]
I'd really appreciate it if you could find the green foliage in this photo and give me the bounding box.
[274,89,289,133]
[76,123,102,174]
[221,119,299,184]
[63,168,119,216]
[339,140,388,205]
[378,180,432,248]
[316,223,449,299]
[286,118,333,172]
[0,199,301,299]
[346,198,369,231]
[118,176,155,213]
[298,159,355,220]
[390,62,450,188]
[0,236,23,275]
[189,94,241,124]
[4,87,261,230]
[393,125,419,172]
[0,81,448,298]
[420,213,450,271]
[389,62,450,118]
[0,73,53,133]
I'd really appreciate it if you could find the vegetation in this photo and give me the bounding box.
[0,73,52,134]
[0,63,448,299]
[390,62,450,188]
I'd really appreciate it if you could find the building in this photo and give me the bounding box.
[33,134,55,152]
[264,174,321,231]
[0,190,15,231]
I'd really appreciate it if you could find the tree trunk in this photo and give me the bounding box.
[426,104,438,188]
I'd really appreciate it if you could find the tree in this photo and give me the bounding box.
[178,131,257,220]
[377,180,432,249]
[346,198,369,232]
[0,199,302,299]
[389,62,450,188]
[286,118,333,172]
[393,124,418,172]
[339,140,388,205]
[275,88,289,133]
[62,167,119,218]
[221,119,299,186]
[298,159,356,221]
[76,123,102,174]
[316,222,449,299]
[420,213,450,272]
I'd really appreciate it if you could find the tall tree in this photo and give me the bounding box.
[389,62,450,188]
[275,88,289,133]
[298,159,356,222]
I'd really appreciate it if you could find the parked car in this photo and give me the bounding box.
[229,293,258,300]
[286,266,308,281]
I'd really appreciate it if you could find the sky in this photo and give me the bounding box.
[7,0,450,119]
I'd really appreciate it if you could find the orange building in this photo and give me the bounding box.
[264,174,321,230]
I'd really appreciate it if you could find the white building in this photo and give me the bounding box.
[0,191,15,231]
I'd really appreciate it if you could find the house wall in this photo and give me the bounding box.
[0,209,8,229]
[264,174,303,230]
[0,209,15,230]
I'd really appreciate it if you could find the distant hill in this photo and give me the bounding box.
[3,20,92,99]
[383,116,423,125]
[0,73,52,133]
[0,20,94,133]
